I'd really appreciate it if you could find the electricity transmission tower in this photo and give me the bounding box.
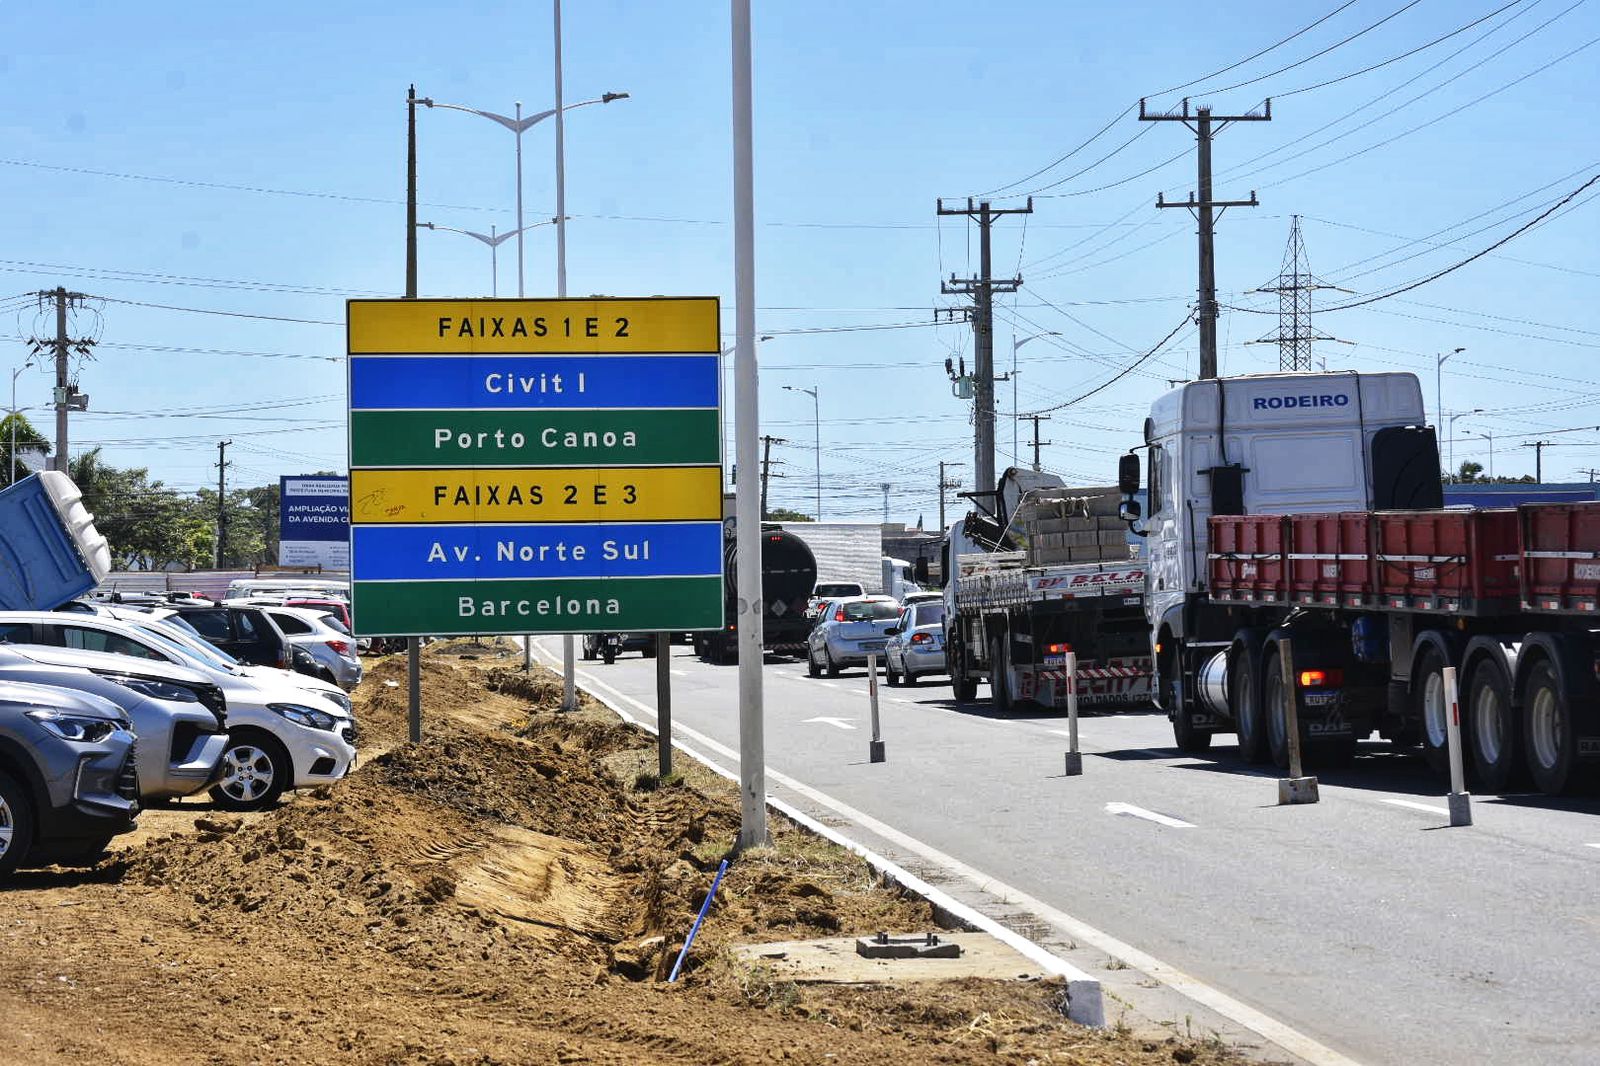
[1248,216,1347,371]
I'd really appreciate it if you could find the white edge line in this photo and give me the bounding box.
[531,639,1367,1064]
[1380,798,1450,817]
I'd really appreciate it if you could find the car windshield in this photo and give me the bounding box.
[914,603,946,626]
[816,584,862,598]
[125,622,234,672]
[318,613,352,636]
[842,601,899,622]
[147,615,242,670]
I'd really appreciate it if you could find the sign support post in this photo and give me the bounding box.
[657,632,673,778]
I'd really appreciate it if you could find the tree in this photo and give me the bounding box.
[0,413,50,488]
[70,448,212,570]
[764,507,813,522]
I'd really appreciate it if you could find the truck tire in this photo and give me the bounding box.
[1262,648,1292,769]
[990,632,1013,714]
[1165,644,1212,753]
[0,768,33,877]
[1522,659,1584,795]
[1412,647,1452,776]
[1231,643,1268,764]
[950,640,978,704]
[1467,655,1524,793]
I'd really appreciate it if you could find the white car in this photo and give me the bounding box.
[1,611,356,810]
[235,603,363,691]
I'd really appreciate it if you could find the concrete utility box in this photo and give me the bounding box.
[855,932,963,960]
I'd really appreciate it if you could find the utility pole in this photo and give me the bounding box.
[758,434,786,519]
[215,439,232,568]
[881,482,892,523]
[1523,441,1550,483]
[937,197,1032,494]
[406,85,419,300]
[1021,414,1052,472]
[1142,97,1270,379]
[28,288,92,473]
[937,461,963,532]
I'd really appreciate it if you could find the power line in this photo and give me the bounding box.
[1027,314,1196,415]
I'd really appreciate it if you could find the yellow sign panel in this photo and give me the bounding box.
[348,297,719,354]
[350,466,722,524]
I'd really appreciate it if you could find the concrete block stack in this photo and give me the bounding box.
[1010,486,1133,566]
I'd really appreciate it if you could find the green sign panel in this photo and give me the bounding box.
[350,408,720,468]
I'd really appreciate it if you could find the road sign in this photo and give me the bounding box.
[347,296,723,637]
[278,475,349,569]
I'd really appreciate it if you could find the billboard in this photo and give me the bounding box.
[346,297,723,637]
[278,475,350,569]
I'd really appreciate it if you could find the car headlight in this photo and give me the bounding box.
[26,709,121,743]
[269,703,338,731]
[101,675,200,703]
[324,690,352,713]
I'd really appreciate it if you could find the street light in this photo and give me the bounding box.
[1436,346,1466,439]
[1447,408,1484,481]
[782,384,821,520]
[419,219,561,296]
[1470,429,1497,479]
[720,337,772,491]
[421,90,628,297]
[9,360,34,485]
[1009,331,1060,465]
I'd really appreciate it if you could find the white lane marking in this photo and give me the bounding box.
[815,681,845,691]
[670,669,689,677]
[1585,843,1600,850]
[1104,802,1195,829]
[1381,798,1450,817]
[803,716,857,731]
[529,639,1363,1066]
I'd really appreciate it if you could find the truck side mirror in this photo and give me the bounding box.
[1118,452,1141,495]
[1119,500,1142,523]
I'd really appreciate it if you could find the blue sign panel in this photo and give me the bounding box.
[349,354,718,410]
[350,521,724,581]
[279,475,350,569]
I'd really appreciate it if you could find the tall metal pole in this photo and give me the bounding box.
[974,203,996,494]
[1011,339,1019,467]
[215,439,231,568]
[515,103,525,298]
[732,0,767,850]
[404,85,422,745]
[554,0,568,297]
[812,388,821,520]
[553,0,577,712]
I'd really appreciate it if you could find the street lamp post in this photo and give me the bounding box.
[783,384,821,520]
[9,361,34,485]
[1436,346,1466,440]
[421,90,627,297]
[1010,331,1060,466]
[1472,429,1497,479]
[419,220,558,296]
[720,336,772,491]
[1446,408,1484,482]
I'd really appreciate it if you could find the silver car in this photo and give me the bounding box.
[884,599,948,686]
[805,596,901,677]
[0,644,227,802]
[254,605,364,691]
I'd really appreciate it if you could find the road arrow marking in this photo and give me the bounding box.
[1104,802,1194,829]
[803,716,857,731]
[1380,798,1449,817]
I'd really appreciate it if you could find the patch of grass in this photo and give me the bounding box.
[631,770,685,792]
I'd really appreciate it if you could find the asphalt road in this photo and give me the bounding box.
[532,638,1600,1066]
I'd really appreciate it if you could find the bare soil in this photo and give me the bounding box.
[0,643,1240,1065]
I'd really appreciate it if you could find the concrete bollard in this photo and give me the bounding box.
[867,652,885,763]
[1442,666,1473,827]
[1063,650,1083,776]
[1277,640,1319,805]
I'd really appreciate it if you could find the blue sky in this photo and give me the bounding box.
[0,0,1595,521]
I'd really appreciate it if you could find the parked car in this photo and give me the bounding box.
[0,611,357,810]
[0,679,140,875]
[807,581,866,620]
[805,596,901,677]
[153,603,306,673]
[250,605,363,691]
[884,598,949,686]
[0,644,228,803]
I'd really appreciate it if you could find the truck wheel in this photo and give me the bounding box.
[1522,660,1583,795]
[1468,656,1524,793]
[1263,649,1291,769]
[1412,647,1452,776]
[0,769,33,877]
[1231,644,1268,764]
[990,633,1013,714]
[950,641,977,703]
[1165,645,1212,753]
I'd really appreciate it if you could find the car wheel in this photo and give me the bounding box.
[824,647,840,678]
[886,659,901,687]
[603,647,616,665]
[807,645,822,678]
[904,668,919,687]
[209,731,291,812]
[642,644,657,659]
[0,768,34,877]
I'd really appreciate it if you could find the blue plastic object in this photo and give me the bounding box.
[0,472,111,610]
[667,858,730,983]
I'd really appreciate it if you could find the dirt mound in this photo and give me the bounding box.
[0,651,1241,1065]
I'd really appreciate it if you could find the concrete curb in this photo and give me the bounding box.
[563,662,1106,1027]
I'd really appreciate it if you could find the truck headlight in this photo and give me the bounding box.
[269,703,338,731]
[26,709,119,743]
